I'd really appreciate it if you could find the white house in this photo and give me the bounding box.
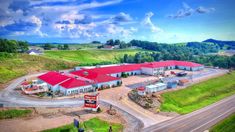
[26,49,43,55]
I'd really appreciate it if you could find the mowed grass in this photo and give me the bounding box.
[0,109,32,119]
[0,53,78,85]
[210,112,235,132]
[44,49,145,65]
[160,71,235,114]
[42,117,123,132]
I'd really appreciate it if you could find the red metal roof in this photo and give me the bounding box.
[38,60,202,89]
[60,78,91,89]
[174,61,203,67]
[71,70,120,83]
[38,71,70,86]
[142,60,202,68]
[137,87,145,91]
[80,64,143,75]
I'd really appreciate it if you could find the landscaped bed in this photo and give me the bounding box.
[0,109,32,119]
[160,71,235,114]
[210,112,235,132]
[42,117,123,132]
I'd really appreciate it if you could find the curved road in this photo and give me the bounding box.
[143,94,235,132]
[0,73,84,107]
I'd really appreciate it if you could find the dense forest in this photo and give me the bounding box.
[121,40,235,69]
[203,39,235,49]
[130,40,220,55]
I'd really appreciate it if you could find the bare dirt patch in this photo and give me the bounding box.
[0,105,127,132]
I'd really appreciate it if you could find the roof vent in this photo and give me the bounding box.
[83,71,88,76]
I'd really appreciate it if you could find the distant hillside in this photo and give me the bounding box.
[203,39,235,49]
[44,49,148,66]
[0,53,78,87]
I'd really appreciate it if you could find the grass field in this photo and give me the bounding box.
[44,49,147,65]
[0,109,32,119]
[42,117,123,132]
[0,52,78,86]
[160,71,235,114]
[210,112,235,132]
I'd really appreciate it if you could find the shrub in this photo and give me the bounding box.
[97,107,102,113]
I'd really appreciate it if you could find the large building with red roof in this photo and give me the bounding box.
[37,60,203,95]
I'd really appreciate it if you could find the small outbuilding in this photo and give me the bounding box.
[26,49,43,55]
[145,83,167,93]
[137,87,146,96]
[178,79,190,86]
[167,81,178,89]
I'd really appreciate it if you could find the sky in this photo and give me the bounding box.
[0,0,235,43]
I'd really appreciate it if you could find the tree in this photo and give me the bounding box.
[57,45,63,50]
[18,41,29,53]
[114,39,120,45]
[123,54,128,63]
[106,39,114,46]
[91,41,101,44]
[43,43,52,50]
[63,44,69,50]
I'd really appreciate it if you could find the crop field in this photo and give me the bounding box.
[44,49,146,65]
[160,71,235,114]
[0,53,78,87]
[210,112,235,132]
[42,117,123,132]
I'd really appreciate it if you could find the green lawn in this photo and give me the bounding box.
[0,109,32,119]
[0,52,78,85]
[42,117,123,132]
[210,112,235,132]
[160,71,235,114]
[44,49,147,65]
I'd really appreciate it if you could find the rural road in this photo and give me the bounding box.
[143,94,235,132]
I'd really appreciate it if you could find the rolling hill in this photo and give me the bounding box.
[203,39,235,49]
[44,49,148,65]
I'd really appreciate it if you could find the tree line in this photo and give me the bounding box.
[98,39,132,49]
[129,40,220,55]
[121,51,235,69]
[42,44,69,50]
[0,38,29,53]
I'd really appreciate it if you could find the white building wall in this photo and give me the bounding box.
[60,85,94,95]
[145,84,167,93]
[96,80,120,88]
[110,73,122,78]
[141,67,153,75]
[110,70,141,77]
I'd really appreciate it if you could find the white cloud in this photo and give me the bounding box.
[168,2,215,19]
[142,12,162,32]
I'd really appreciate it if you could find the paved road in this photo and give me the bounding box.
[162,68,228,83]
[143,94,235,132]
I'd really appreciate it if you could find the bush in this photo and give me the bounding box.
[121,72,128,78]
[97,107,102,113]
[144,103,151,109]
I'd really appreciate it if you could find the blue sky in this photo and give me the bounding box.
[0,0,234,43]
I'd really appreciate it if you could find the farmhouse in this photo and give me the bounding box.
[26,49,43,55]
[37,60,203,95]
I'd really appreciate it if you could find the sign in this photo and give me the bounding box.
[84,93,99,108]
[74,119,79,128]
